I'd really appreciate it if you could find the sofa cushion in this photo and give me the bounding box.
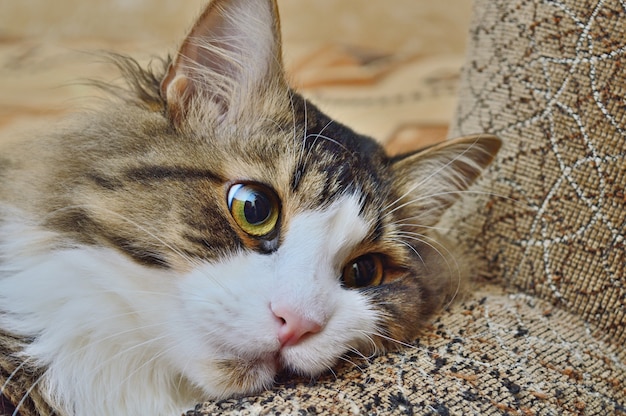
[448,0,626,344]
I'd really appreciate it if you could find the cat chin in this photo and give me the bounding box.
[192,354,279,399]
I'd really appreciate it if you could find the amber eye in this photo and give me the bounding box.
[227,183,280,237]
[341,254,385,288]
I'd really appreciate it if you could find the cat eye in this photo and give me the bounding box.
[341,254,385,288]
[227,183,280,237]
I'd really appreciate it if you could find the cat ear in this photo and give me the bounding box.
[160,0,284,125]
[389,134,501,227]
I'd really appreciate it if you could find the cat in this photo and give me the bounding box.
[0,0,501,415]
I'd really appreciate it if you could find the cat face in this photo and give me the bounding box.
[0,0,500,411]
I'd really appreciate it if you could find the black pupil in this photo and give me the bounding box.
[352,256,376,287]
[243,190,271,225]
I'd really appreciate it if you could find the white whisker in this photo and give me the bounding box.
[1,357,31,396]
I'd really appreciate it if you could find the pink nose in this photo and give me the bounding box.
[271,304,323,348]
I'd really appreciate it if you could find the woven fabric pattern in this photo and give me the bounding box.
[448,0,626,343]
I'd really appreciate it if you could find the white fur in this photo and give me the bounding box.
[0,195,379,416]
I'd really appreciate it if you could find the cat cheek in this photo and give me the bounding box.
[366,279,435,349]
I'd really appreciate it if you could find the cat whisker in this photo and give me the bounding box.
[45,204,204,271]
[346,341,377,363]
[320,363,338,381]
[300,116,356,176]
[0,356,33,397]
[11,378,42,416]
[174,350,197,399]
[101,341,182,406]
[260,116,288,135]
[392,230,456,268]
[384,188,528,222]
[373,314,436,354]
[361,330,418,351]
[383,189,482,220]
[296,96,309,171]
[304,132,351,157]
[355,331,381,359]
[55,330,187,410]
[96,288,184,300]
[43,204,241,300]
[83,325,174,359]
[382,139,487,213]
[20,316,192,391]
[344,346,370,363]
[286,89,300,157]
[391,231,462,308]
[301,119,340,166]
[393,238,426,267]
[388,219,457,232]
[337,354,368,375]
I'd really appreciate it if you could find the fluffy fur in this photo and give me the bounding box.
[0,196,377,415]
[0,0,500,415]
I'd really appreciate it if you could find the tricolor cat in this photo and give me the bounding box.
[0,0,500,415]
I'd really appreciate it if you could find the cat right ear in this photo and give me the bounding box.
[389,134,501,228]
[160,0,284,126]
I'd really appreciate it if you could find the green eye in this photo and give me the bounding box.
[227,183,280,237]
[341,254,385,288]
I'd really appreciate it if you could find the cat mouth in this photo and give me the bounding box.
[215,347,325,395]
[214,352,281,395]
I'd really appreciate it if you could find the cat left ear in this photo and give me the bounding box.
[160,0,284,126]
[389,134,501,227]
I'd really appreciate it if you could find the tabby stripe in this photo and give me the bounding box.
[87,173,124,190]
[124,166,223,183]
[371,215,385,242]
[103,235,170,269]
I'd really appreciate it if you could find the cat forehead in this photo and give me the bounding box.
[206,95,391,214]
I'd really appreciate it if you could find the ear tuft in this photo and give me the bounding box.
[390,134,502,227]
[160,0,284,126]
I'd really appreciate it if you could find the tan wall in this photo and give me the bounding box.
[0,1,471,55]
[0,0,472,148]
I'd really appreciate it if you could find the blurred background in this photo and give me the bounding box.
[0,0,472,151]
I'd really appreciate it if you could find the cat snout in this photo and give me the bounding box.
[271,303,323,348]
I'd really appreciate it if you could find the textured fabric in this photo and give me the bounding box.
[448,0,626,343]
[190,0,626,414]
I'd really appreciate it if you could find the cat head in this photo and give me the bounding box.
[37,0,500,400]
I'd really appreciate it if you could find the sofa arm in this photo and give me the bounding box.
[448,0,626,343]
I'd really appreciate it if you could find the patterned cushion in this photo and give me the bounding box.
[449,0,626,344]
[190,0,626,414]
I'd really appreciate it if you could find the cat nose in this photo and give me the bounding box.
[271,304,322,348]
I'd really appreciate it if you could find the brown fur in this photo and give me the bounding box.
[0,333,54,415]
